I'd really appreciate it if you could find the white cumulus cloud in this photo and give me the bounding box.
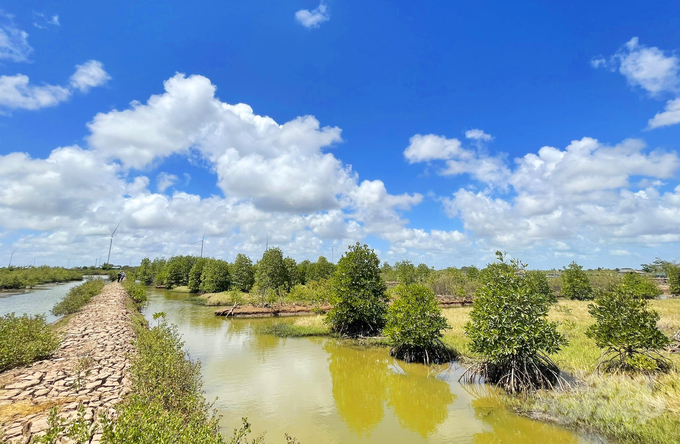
[156,172,178,193]
[648,97,680,129]
[295,2,330,28]
[595,37,680,130]
[70,60,111,93]
[0,61,110,113]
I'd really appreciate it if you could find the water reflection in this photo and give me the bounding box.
[325,342,389,435]
[324,341,457,438]
[386,362,456,437]
[143,288,597,444]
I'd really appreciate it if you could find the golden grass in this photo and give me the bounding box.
[437,297,680,443]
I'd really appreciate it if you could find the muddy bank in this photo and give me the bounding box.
[215,295,472,317]
[0,283,136,443]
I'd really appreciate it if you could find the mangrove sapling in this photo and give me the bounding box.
[0,313,60,372]
[462,253,567,393]
[325,243,389,337]
[384,284,455,364]
[619,272,662,299]
[561,262,593,300]
[587,288,671,374]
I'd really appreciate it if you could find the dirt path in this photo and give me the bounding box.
[0,283,136,443]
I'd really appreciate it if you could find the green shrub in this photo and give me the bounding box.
[561,262,593,300]
[384,284,454,364]
[283,257,299,291]
[0,313,60,371]
[286,279,332,304]
[587,288,671,374]
[325,243,388,337]
[121,281,147,306]
[51,280,105,316]
[619,273,662,299]
[200,259,231,293]
[464,253,566,392]
[667,265,680,295]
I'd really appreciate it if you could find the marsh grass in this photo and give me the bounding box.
[441,298,680,443]
[258,316,331,338]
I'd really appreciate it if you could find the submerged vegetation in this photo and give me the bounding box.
[0,313,60,372]
[51,280,105,316]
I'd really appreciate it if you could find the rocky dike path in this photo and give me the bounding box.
[0,283,136,443]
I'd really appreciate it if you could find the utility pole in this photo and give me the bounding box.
[8,248,18,267]
[200,232,205,258]
[265,235,269,252]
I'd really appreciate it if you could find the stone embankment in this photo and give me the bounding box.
[0,283,136,443]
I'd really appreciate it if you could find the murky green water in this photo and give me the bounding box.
[144,288,601,444]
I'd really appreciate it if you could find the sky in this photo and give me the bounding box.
[1,0,679,269]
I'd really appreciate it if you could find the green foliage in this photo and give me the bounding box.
[286,279,332,304]
[464,253,566,392]
[200,259,231,293]
[189,258,208,293]
[0,313,60,372]
[325,243,388,337]
[309,256,335,282]
[296,260,312,285]
[232,253,255,292]
[561,262,593,300]
[163,255,198,288]
[283,257,299,291]
[0,266,83,290]
[619,273,662,299]
[667,265,680,296]
[384,284,453,364]
[136,258,154,286]
[587,288,671,373]
[525,270,557,304]
[121,280,147,306]
[462,266,480,280]
[51,280,106,316]
[394,260,417,284]
[256,248,287,291]
[426,268,479,297]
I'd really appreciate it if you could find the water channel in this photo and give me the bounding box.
[144,288,601,444]
[0,279,87,323]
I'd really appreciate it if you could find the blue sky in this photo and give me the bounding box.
[1,0,679,269]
